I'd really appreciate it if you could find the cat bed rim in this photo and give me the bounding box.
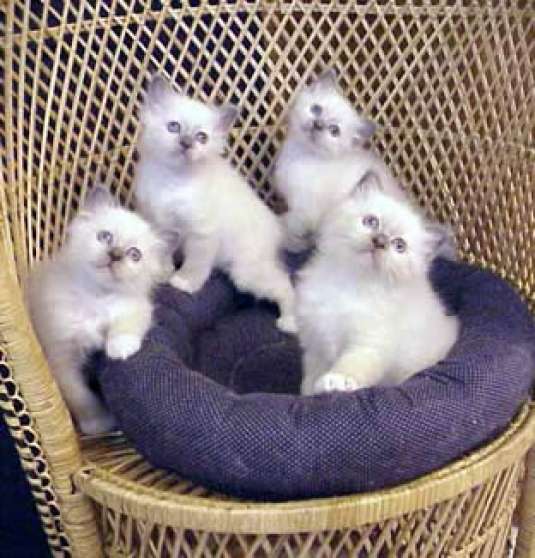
[76,403,535,532]
[97,258,535,501]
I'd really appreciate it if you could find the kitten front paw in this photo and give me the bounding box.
[106,334,142,360]
[300,376,316,396]
[169,272,201,294]
[79,411,117,435]
[313,372,359,394]
[276,314,298,334]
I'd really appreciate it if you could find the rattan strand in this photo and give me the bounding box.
[74,405,535,533]
[1,2,533,556]
[0,342,70,555]
[0,240,102,557]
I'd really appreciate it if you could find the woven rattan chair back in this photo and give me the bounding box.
[0,3,533,557]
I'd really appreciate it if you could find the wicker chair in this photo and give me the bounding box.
[1,2,534,556]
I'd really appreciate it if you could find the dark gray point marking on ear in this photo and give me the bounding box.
[84,183,118,211]
[357,118,377,139]
[217,104,239,132]
[425,222,458,261]
[350,170,382,197]
[316,68,338,87]
[146,74,175,105]
[352,117,378,148]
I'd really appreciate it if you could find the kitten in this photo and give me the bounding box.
[296,172,459,395]
[135,75,297,333]
[273,69,405,251]
[27,186,165,434]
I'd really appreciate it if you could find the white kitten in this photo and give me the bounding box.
[296,172,459,395]
[26,187,165,434]
[135,76,297,333]
[274,69,405,251]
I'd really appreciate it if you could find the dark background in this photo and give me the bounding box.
[0,412,50,558]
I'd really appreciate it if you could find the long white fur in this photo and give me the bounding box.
[274,69,406,251]
[26,187,165,434]
[135,76,296,333]
[296,174,459,395]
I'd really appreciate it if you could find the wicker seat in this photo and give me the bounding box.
[1,2,534,557]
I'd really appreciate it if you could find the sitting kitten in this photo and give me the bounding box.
[273,69,405,251]
[27,186,165,434]
[135,75,296,333]
[296,172,459,395]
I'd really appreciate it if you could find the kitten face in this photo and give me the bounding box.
[139,76,238,165]
[321,186,437,281]
[288,70,376,157]
[66,187,164,292]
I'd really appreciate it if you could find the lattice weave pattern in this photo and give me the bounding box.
[0,345,71,556]
[1,2,534,304]
[0,2,534,557]
[77,427,526,558]
[93,460,520,557]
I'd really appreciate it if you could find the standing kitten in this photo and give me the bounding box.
[274,69,405,251]
[296,172,459,395]
[135,76,297,333]
[27,187,164,434]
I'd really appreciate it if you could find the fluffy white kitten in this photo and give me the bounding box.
[296,172,459,395]
[27,187,165,434]
[135,76,296,333]
[274,69,405,251]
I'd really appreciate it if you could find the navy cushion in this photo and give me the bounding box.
[96,259,535,500]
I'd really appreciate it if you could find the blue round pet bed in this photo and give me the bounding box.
[95,258,535,500]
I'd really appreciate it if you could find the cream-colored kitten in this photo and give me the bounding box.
[135,76,296,333]
[27,187,165,434]
[274,69,405,251]
[296,172,459,395]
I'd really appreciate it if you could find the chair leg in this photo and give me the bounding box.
[515,446,535,557]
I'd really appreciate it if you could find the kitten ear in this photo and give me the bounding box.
[350,170,382,197]
[216,104,239,133]
[424,222,458,262]
[83,184,118,212]
[352,117,377,146]
[145,74,176,107]
[313,68,338,89]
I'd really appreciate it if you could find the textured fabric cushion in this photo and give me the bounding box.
[96,259,535,500]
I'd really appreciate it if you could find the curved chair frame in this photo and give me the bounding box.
[1,2,533,556]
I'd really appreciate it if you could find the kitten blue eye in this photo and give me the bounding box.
[195,131,208,144]
[126,247,142,262]
[329,124,340,137]
[310,104,322,116]
[392,238,407,253]
[97,230,113,244]
[167,121,181,133]
[362,215,379,229]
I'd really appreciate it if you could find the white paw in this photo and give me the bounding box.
[79,411,117,435]
[313,372,359,394]
[300,377,316,396]
[276,314,298,334]
[160,260,176,281]
[169,273,199,293]
[106,334,142,360]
